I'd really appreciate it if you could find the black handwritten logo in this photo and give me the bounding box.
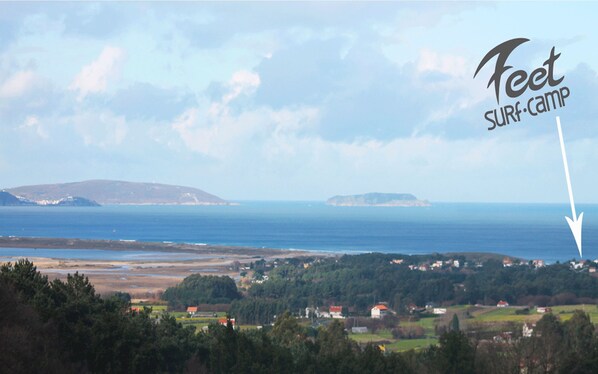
[474,38,570,131]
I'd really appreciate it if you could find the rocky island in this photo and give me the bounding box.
[326,192,430,207]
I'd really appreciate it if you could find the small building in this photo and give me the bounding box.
[371,304,389,319]
[390,259,404,264]
[433,308,447,315]
[497,300,509,308]
[503,258,513,267]
[187,306,198,316]
[131,306,143,313]
[329,306,344,319]
[431,260,443,269]
[218,318,236,327]
[522,323,534,338]
[493,331,513,343]
[352,326,368,334]
[532,259,545,268]
[570,261,584,270]
[536,307,552,314]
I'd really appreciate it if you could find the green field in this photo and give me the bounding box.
[387,338,438,351]
[347,304,598,352]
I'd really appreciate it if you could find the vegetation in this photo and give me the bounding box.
[3,259,598,373]
[243,253,598,319]
[162,274,242,309]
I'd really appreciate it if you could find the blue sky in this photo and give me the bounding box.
[1,1,598,202]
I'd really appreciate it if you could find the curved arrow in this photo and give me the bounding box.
[556,116,583,257]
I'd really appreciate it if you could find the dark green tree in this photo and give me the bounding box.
[449,313,460,332]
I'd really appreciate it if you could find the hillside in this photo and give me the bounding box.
[0,191,35,206]
[326,192,430,207]
[7,180,229,205]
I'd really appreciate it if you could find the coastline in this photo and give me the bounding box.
[0,236,334,298]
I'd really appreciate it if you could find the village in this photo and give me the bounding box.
[128,253,598,353]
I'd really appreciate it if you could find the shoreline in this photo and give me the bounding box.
[0,236,334,298]
[0,236,310,257]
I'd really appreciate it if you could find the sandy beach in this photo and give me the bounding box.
[0,236,330,297]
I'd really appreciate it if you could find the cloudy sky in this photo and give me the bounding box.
[1,2,597,202]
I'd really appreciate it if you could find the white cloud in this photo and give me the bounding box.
[69,111,128,147]
[222,70,261,104]
[172,70,318,159]
[0,71,39,99]
[417,48,468,77]
[19,115,48,139]
[69,46,126,101]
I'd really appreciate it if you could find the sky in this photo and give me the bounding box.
[1,1,598,202]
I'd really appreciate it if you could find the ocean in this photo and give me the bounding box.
[0,202,595,263]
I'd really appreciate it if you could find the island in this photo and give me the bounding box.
[5,179,230,206]
[326,192,430,207]
[0,191,99,206]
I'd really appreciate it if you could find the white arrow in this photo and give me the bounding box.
[556,116,583,257]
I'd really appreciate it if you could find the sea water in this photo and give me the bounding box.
[0,202,596,263]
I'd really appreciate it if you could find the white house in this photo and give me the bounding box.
[522,323,535,338]
[329,306,344,319]
[497,300,509,308]
[433,308,447,315]
[371,304,389,319]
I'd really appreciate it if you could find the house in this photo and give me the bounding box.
[590,268,597,273]
[497,300,509,308]
[453,260,460,268]
[390,259,404,264]
[433,308,447,315]
[329,306,344,319]
[522,323,535,338]
[131,306,143,312]
[371,304,389,319]
[219,318,236,327]
[493,331,513,343]
[532,259,545,268]
[187,306,198,316]
[536,307,552,314]
[431,260,443,269]
[570,261,584,270]
[503,258,513,267]
[352,326,368,334]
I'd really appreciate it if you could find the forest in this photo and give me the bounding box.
[3,258,598,373]
[221,253,598,324]
[3,259,598,373]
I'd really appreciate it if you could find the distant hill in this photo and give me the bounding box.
[0,191,98,207]
[326,192,430,207]
[6,180,229,205]
[0,191,36,206]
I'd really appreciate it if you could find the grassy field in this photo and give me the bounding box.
[347,304,598,352]
[387,338,438,351]
[550,305,598,322]
[134,303,598,351]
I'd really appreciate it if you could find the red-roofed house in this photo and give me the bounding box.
[187,306,198,316]
[219,318,236,327]
[497,300,509,308]
[329,306,344,319]
[371,304,389,319]
[131,306,143,313]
